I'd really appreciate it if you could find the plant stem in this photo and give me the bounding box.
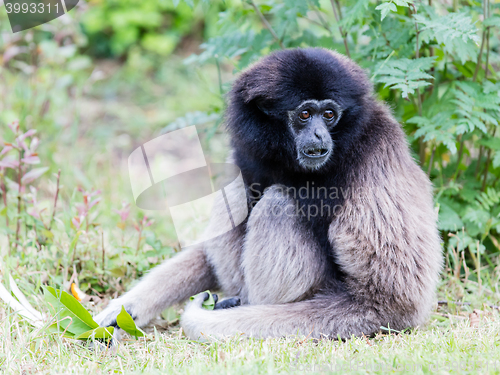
[330,0,350,58]
[15,148,22,251]
[71,237,79,265]
[310,1,331,31]
[475,146,484,177]
[102,230,105,272]
[453,24,487,181]
[1,171,10,251]
[472,30,486,82]
[482,127,497,192]
[484,28,490,80]
[249,1,285,49]
[473,0,488,81]
[427,146,436,177]
[136,227,142,255]
[410,3,425,165]
[428,0,435,95]
[48,169,61,231]
[452,135,464,181]
[33,220,41,251]
[479,3,492,191]
[215,56,223,96]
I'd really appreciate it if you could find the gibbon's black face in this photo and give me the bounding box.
[227,48,372,173]
[288,99,342,170]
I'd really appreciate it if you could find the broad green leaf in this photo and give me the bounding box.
[47,323,76,338]
[116,306,144,338]
[43,286,98,336]
[478,138,500,151]
[438,203,463,232]
[483,16,500,28]
[75,326,114,340]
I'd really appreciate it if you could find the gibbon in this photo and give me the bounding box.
[95,48,442,340]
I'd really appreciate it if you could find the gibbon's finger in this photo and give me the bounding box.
[214,297,241,310]
[212,294,219,305]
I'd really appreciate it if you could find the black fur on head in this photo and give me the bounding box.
[226,48,375,179]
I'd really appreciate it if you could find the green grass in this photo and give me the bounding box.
[1,301,500,374]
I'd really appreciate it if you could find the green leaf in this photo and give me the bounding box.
[68,231,82,260]
[116,306,144,338]
[339,0,370,30]
[478,138,500,151]
[375,57,435,99]
[190,290,215,310]
[47,323,76,338]
[375,2,397,21]
[483,16,500,28]
[43,286,98,336]
[414,12,479,64]
[493,152,500,169]
[409,111,457,154]
[75,326,114,340]
[438,203,463,231]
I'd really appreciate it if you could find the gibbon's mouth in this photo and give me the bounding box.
[301,148,330,158]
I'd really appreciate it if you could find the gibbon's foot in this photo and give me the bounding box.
[212,294,241,310]
[181,292,243,340]
[94,299,137,329]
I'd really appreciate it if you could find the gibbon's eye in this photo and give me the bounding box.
[323,109,335,119]
[299,110,310,120]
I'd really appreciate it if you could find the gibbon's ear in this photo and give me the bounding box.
[255,98,273,116]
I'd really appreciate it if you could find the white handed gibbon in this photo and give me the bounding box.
[95,48,442,340]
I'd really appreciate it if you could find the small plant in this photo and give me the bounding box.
[0,121,49,253]
[44,286,144,340]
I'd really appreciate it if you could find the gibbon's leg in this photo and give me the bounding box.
[94,246,216,328]
[182,290,385,340]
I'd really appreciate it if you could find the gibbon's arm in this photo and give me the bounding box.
[95,246,216,328]
[181,137,442,340]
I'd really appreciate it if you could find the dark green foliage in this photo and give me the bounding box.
[176,0,500,278]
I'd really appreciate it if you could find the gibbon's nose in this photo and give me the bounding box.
[312,122,330,142]
[314,128,323,140]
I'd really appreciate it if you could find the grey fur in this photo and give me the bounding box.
[95,49,442,341]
